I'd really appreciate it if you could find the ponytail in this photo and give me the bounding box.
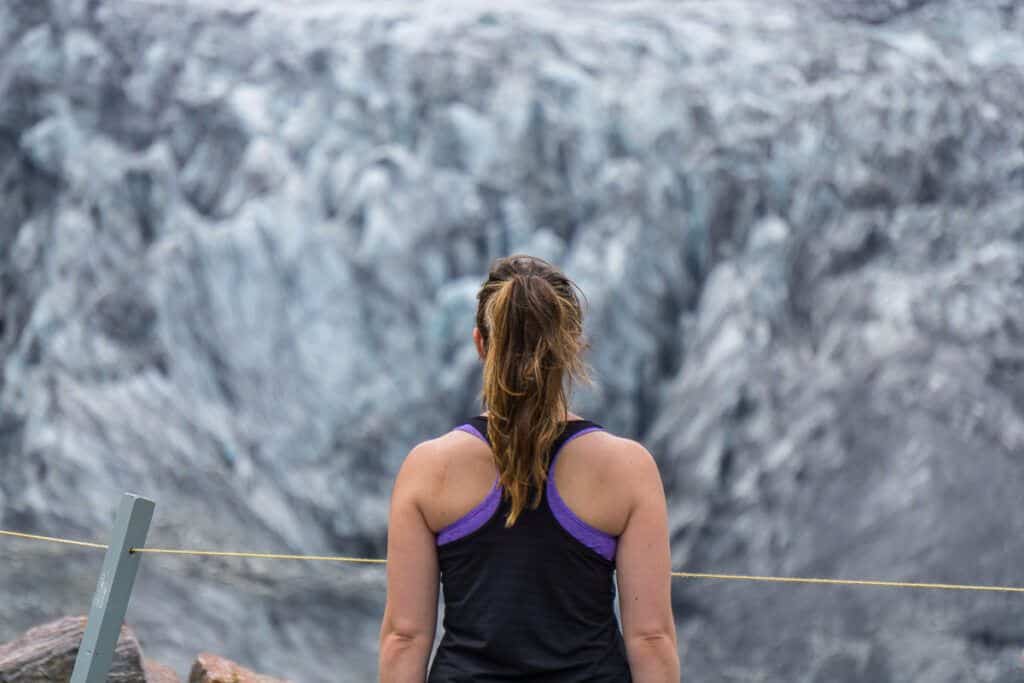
[476,255,590,527]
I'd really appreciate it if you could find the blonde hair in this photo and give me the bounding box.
[475,254,591,526]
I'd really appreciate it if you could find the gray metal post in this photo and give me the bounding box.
[71,493,155,683]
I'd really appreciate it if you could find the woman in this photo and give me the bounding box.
[380,255,679,682]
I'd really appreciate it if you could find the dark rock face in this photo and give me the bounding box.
[824,0,939,24]
[0,616,146,682]
[1,1,1023,681]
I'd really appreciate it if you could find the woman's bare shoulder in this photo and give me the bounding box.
[400,428,489,479]
[572,430,661,492]
[582,429,653,464]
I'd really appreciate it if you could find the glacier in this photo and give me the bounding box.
[1,0,1024,680]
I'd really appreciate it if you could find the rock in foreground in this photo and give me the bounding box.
[188,653,290,683]
[0,616,147,682]
[0,616,285,682]
[145,659,182,683]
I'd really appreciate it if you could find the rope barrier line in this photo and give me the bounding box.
[669,571,1024,593]
[129,547,387,564]
[5,528,1024,593]
[0,529,108,550]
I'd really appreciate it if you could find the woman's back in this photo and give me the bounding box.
[427,416,630,682]
[379,255,678,683]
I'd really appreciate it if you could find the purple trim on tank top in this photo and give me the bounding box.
[547,427,618,561]
[437,478,501,545]
[454,423,488,444]
[438,423,499,545]
[437,422,618,559]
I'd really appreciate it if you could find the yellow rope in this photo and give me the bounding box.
[0,529,108,550]
[130,547,387,564]
[670,571,1024,593]
[5,528,1024,593]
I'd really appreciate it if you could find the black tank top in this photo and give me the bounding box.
[427,417,632,682]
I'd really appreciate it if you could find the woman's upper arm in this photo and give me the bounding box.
[381,441,440,640]
[614,441,676,641]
